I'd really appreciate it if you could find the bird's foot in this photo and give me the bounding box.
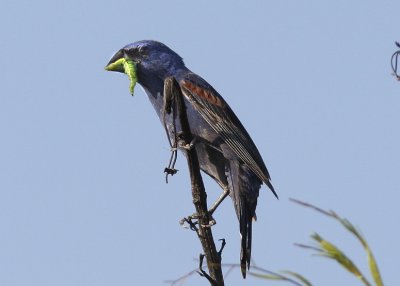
[202,214,216,228]
[179,216,199,232]
[179,188,229,228]
[179,211,216,229]
[176,132,197,150]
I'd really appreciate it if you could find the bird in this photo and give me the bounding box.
[105,40,277,278]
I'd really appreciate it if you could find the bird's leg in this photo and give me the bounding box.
[181,187,229,228]
[208,187,230,215]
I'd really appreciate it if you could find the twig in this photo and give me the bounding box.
[163,77,225,286]
[198,254,217,286]
[294,243,323,253]
[163,81,179,182]
[165,269,198,286]
[289,198,333,217]
[166,263,306,286]
[218,239,226,257]
[391,41,400,80]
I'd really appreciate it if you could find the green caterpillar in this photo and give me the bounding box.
[105,58,137,95]
[123,59,137,95]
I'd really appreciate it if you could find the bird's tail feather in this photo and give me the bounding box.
[240,203,252,278]
[226,161,261,278]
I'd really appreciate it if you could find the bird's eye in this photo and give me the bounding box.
[138,46,148,56]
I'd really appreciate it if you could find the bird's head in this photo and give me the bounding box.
[105,40,186,95]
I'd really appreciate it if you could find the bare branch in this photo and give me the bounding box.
[163,77,225,286]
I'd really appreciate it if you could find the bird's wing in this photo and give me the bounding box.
[179,74,277,197]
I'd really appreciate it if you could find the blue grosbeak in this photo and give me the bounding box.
[105,40,277,278]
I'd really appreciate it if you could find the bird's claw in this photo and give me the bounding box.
[176,132,197,150]
[177,137,197,150]
[180,143,192,150]
[202,219,216,228]
[179,216,199,232]
[180,212,216,229]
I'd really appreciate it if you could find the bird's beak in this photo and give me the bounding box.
[105,50,125,73]
[105,49,138,95]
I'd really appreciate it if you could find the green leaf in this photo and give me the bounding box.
[248,269,312,286]
[282,271,313,286]
[248,272,283,280]
[311,233,365,279]
[291,199,384,286]
[337,219,383,286]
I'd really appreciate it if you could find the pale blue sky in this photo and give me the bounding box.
[1,1,399,285]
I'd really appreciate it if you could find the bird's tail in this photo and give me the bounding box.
[239,200,253,278]
[226,161,261,278]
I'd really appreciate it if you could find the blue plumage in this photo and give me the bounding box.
[106,40,277,278]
